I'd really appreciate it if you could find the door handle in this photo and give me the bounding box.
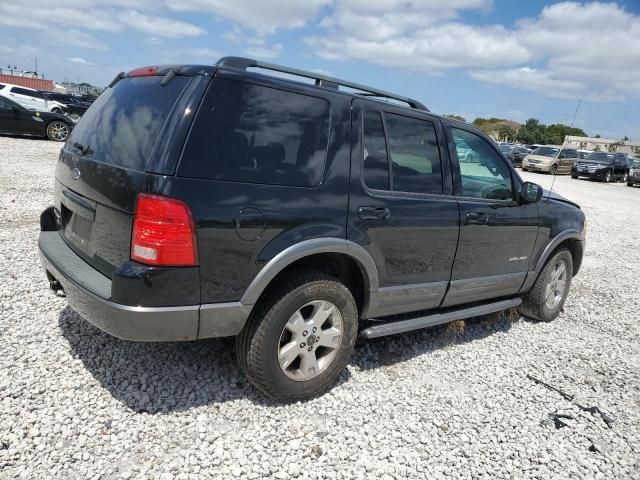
[358,206,391,220]
[466,212,489,224]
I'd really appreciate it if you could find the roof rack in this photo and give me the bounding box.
[216,56,429,112]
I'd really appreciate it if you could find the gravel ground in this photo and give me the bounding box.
[1,135,639,479]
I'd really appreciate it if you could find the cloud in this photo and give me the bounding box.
[117,10,205,38]
[67,57,89,64]
[306,1,640,100]
[166,0,330,34]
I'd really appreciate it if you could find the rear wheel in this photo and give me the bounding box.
[46,121,70,142]
[518,249,573,322]
[628,182,634,187]
[571,175,578,179]
[236,272,358,402]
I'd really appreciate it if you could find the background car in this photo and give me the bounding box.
[627,157,640,186]
[0,95,74,141]
[40,92,90,120]
[521,146,579,174]
[577,149,592,159]
[501,145,529,167]
[0,83,66,113]
[572,152,631,183]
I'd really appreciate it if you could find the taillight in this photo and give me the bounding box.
[131,194,198,266]
[127,66,158,77]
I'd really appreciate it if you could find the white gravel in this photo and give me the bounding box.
[1,135,639,479]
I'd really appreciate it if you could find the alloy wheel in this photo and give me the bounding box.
[605,171,612,182]
[277,300,343,381]
[47,121,70,142]
[544,260,567,310]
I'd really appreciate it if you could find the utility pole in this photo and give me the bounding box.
[35,56,38,75]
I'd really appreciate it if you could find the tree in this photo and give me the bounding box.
[622,136,629,141]
[445,114,466,122]
[608,141,624,153]
[497,125,517,142]
[595,134,601,138]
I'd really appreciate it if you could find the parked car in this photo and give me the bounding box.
[627,157,640,187]
[0,83,66,113]
[0,95,74,141]
[501,145,529,167]
[38,58,586,401]
[40,92,90,120]
[572,152,630,183]
[521,146,579,174]
[577,149,592,159]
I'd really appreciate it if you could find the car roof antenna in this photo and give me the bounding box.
[546,162,558,203]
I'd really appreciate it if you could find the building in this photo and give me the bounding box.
[564,135,640,156]
[0,72,54,91]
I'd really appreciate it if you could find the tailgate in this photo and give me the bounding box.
[52,73,195,277]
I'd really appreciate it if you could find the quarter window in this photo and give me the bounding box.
[180,78,330,187]
[362,110,443,195]
[452,128,513,200]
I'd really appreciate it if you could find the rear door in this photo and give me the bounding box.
[441,123,538,307]
[348,100,460,317]
[54,73,203,276]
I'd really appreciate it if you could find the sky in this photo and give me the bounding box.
[1,0,639,139]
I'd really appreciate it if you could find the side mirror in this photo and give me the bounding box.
[520,181,543,204]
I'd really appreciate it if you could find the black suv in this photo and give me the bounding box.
[571,152,631,183]
[38,58,586,401]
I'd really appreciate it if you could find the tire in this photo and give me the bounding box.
[522,168,528,172]
[46,121,70,142]
[628,182,634,187]
[571,175,578,179]
[604,170,612,183]
[236,271,358,402]
[622,172,629,183]
[518,249,573,322]
[549,164,558,175]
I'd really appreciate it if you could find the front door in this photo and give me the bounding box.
[0,97,30,134]
[348,100,460,318]
[441,123,539,307]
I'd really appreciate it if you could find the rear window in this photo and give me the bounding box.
[67,76,191,171]
[179,77,330,187]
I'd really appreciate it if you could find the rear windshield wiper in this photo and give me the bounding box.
[72,142,91,156]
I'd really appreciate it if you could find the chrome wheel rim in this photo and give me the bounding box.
[277,300,343,381]
[47,121,69,141]
[623,173,628,183]
[545,261,567,310]
[605,171,611,182]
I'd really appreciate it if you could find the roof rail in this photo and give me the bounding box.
[216,56,429,112]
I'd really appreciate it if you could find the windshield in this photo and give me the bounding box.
[629,158,640,168]
[585,152,614,162]
[532,147,559,157]
[499,145,513,153]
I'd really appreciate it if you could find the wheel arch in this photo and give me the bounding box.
[240,238,379,318]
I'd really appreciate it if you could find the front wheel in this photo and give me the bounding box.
[518,249,573,322]
[622,172,628,183]
[549,164,558,175]
[604,170,612,183]
[236,272,358,402]
[46,121,70,142]
[628,182,634,187]
[571,175,578,179]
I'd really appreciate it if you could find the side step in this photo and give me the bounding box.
[360,298,522,339]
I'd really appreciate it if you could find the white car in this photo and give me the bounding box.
[0,83,66,113]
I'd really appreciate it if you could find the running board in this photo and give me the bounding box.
[360,298,522,339]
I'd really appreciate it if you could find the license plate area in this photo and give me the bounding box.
[60,189,97,252]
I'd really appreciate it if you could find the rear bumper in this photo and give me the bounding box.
[38,208,250,341]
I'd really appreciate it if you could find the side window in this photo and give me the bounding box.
[362,111,390,190]
[568,149,579,158]
[385,113,442,195]
[0,97,12,109]
[451,128,513,201]
[179,78,330,187]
